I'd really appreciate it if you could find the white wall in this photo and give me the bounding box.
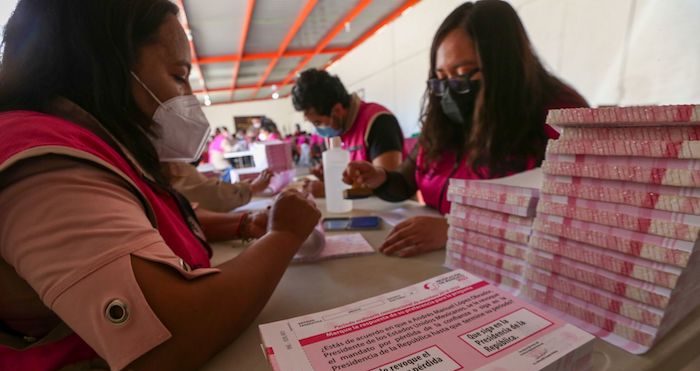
[517,0,700,106]
[210,0,700,137]
[0,0,18,46]
[327,0,468,137]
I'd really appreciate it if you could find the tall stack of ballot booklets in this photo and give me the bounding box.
[524,104,700,353]
[444,169,543,292]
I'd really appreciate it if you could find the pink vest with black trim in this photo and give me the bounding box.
[0,111,212,370]
[340,101,391,162]
[415,124,560,215]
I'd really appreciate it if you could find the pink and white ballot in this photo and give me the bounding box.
[259,270,594,371]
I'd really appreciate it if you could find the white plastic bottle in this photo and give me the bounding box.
[322,137,352,213]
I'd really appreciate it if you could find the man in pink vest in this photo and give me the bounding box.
[291,69,405,196]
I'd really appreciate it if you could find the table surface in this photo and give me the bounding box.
[201,198,700,371]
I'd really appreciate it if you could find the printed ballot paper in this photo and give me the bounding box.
[294,233,375,263]
[259,270,594,371]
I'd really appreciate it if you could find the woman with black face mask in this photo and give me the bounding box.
[343,0,588,257]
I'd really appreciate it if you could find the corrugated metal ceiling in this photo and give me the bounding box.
[176,0,419,105]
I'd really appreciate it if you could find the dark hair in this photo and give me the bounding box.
[261,118,279,134]
[419,0,584,175]
[291,68,351,116]
[0,0,179,186]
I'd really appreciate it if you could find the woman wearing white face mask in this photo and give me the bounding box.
[130,71,211,163]
[0,0,321,370]
[133,73,274,212]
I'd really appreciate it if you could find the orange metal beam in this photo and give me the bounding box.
[199,0,420,104]
[249,0,318,100]
[193,81,289,94]
[229,0,257,99]
[324,0,420,70]
[196,48,347,64]
[199,51,276,64]
[279,0,372,87]
[208,93,292,106]
[197,52,275,64]
[175,0,209,99]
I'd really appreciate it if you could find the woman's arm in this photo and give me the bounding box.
[129,191,320,371]
[129,233,300,370]
[0,157,319,371]
[343,146,419,203]
[195,208,267,242]
[164,162,253,212]
[373,156,418,202]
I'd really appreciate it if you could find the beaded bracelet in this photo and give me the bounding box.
[237,212,252,242]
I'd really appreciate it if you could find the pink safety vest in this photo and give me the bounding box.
[0,111,212,370]
[208,133,226,153]
[415,124,560,215]
[340,101,394,162]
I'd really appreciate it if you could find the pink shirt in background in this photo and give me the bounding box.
[310,134,324,147]
[208,133,226,153]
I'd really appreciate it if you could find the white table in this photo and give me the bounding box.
[202,198,700,371]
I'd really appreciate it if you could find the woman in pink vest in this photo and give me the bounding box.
[0,0,321,370]
[291,69,406,196]
[258,118,282,141]
[208,126,234,170]
[344,0,588,257]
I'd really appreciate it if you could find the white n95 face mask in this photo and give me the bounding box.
[131,71,212,162]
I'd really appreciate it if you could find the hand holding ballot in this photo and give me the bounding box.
[246,169,275,194]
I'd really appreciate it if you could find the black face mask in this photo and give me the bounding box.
[440,80,481,126]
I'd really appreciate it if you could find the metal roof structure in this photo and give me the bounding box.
[173,0,419,106]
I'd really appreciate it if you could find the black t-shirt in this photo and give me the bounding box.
[366,114,404,160]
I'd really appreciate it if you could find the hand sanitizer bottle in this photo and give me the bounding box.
[322,137,352,213]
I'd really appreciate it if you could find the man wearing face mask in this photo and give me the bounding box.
[291,68,405,197]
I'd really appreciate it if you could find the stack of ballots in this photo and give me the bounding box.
[444,168,543,292]
[523,104,700,353]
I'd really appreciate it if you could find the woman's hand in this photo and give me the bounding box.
[249,169,274,194]
[342,161,387,189]
[242,211,268,239]
[311,164,324,181]
[269,190,322,244]
[379,216,448,257]
[302,179,325,198]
